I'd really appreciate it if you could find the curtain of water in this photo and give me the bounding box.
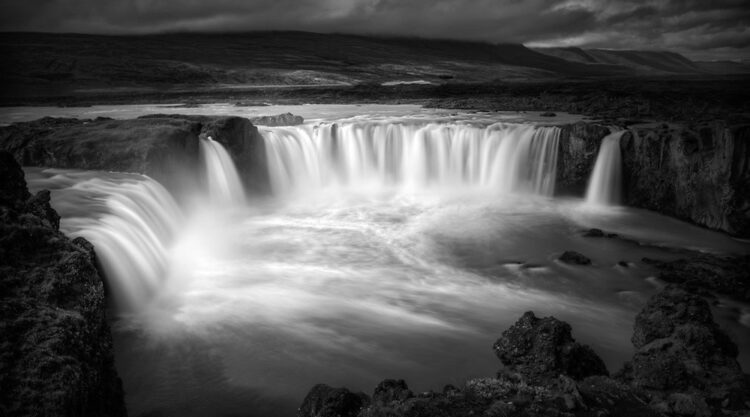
[585,131,626,206]
[262,122,561,196]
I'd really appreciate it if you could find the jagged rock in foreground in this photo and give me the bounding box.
[299,286,749,417]
[492,311,608,383]
[0,152,126,417]
[619,285,749,415]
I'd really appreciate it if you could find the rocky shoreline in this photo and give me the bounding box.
[299,285,750,417]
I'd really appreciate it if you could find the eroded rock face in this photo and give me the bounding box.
[621,285,748,412]
[556,122,610,196]
[492,311,608,382]
[0,151,126,417]
[0,114,271,196]
[621,123,750,237]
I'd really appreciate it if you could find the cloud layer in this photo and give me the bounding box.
[1,0,747,60]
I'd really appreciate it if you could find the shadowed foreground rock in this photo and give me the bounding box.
[620,285,748,414]
[492,311,608,383]
[0,152,126,416]
[299,286,749,417]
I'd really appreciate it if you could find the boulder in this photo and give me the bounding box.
[373,379,413,404]
[559,251,592,265]
[298,384,369,417]
[492,311,608,382]
[621,285,748,411]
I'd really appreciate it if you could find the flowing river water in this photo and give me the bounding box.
[10,104,749,417]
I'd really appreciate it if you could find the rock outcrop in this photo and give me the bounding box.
[621,122,750,237]
[250,112,304,126]
[619,285,748,414]
[0,152,126,417]
[492,311,608,382]
[556,122,611,196]
[299,286,749,417]
[0,115,270,196]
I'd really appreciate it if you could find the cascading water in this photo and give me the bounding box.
[262,122,561,196]
[200,137,246,205]
[25,170,183,311]
[586,131,626,206]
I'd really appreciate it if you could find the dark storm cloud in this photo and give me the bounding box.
[0,0,747,60]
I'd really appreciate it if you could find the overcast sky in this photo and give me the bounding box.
[1,0,748,61]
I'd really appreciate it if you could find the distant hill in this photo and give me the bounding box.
[531,46,748,75]
[1,31,744,101]
[1,31,632,98]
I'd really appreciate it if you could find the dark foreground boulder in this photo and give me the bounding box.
[0,152,126,416]
[298,384,369,417]
[493,311,608,383]
[620,285,749,413]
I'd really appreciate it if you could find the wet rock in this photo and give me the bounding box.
[299,384,369,417]
[643,254,750,302]
[621,285,749,411]
[492,311,608,382]
[559,251,592,265]
[583,228,605,237]
[373,379,413,403]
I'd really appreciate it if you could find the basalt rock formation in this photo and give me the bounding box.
[555,120,750,237]
[299,286,749,417]
[0,114,270,196]
[621,122,750,237]
[0,152,126,417]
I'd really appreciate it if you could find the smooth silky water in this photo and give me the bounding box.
[18,105,750,417]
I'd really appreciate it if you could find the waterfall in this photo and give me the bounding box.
[199,137,246,205]
[25,137,249,311]
[585,131,625,206]
[27,171,184,311]
[262,122,561,196]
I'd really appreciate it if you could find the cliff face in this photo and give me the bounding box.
[0,115,270,197]
[621,123,750,237]
[0,151,126,417]
[556,121,750,237]
[556,122,611,196]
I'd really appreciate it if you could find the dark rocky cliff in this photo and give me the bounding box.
[0,115,270,197]
[621,123,750,237]
[556,121,750,237]
[0,151,126,416]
